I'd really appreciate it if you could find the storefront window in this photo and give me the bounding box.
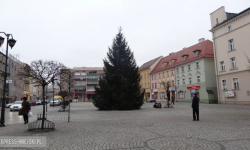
[178,91,185,99]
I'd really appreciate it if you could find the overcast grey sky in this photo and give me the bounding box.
[0,0,248,68]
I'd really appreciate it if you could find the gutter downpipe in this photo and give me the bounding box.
[211,29,221,104]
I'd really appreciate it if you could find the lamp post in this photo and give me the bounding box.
[0,32,16,127]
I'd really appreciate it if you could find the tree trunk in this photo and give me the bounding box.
[42,84,45,130]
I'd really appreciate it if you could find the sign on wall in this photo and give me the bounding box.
[225,91,235,98]
[187,86,200,89]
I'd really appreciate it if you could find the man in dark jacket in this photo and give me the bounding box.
[192,94,199,121]
[22,97,31,124]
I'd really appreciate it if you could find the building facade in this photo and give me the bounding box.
[210,6,250,104]
[67,67,104,101]
[174,39,217,103]
[139,56,162,100]
[8,54,24,102]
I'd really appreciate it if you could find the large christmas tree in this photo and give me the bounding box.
[93,28,144,110]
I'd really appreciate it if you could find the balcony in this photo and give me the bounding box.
[87,78,97,81]
[87,82,98,85]
[87,73,97,76]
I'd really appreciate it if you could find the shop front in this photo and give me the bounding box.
[87,91,95,102]
[152,89,158,99]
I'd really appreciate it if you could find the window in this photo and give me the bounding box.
[148,73,150,79]
[216,18,219,24]
[155,74,156,80]
[182,79,185,85]
[155,83,157,88]
[222,80,227,90]
[152,83,154,89]
[196,62,199,69]
[220,61,225,71]
[152,75,153,80]
[233,78,239,89]
[188,64,191,71]
[189,78,192,84]
[141,75,143,80]
[148,83,150,88]
[231,57,236,69]
[197,76,200,83]
[159,73,161,79]
[144,74,146,79]
[171,70,174,76]
[228,25,232,32]
[182,56,187,61]
[194,51,199,56]
[163,72,165,78]
[177,68,179,74]
[229,39,234,51]
[167,71,169,77]
[177,80,180,85]
[182,66,184,72]
[172,80,174,86]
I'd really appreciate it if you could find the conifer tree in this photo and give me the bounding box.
[93,28,144,110]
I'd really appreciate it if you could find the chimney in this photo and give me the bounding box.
[183,47,187,50]
[199,38,205,43]
[169,52,175,55]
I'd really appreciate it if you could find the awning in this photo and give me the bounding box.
[87,92,95,94]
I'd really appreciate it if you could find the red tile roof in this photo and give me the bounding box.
[150,40,214,74]
[139,56,162,71]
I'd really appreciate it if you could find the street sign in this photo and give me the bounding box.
[6,80,13,83]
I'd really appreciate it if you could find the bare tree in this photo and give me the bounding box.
[18,60,68,130]
[158,78,174,107]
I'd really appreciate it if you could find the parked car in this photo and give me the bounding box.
[146,98,156,103]
[36,100,42,105]
[6,103,13,108]
[31,100,36,106]
[50,99,60,106]
[10,101,22,111]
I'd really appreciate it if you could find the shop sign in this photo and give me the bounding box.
[187,86,200,89]
[225,91,234,98]
[153,89,158,92]
[170,87,175,91]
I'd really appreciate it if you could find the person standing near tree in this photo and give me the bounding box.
[192,94,199,121]
[22,97,31,124]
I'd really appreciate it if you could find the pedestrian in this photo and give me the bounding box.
[22,97,31,124]
[171,95,175,105]
[192,94,199,121]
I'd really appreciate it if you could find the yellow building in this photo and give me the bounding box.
[139,56,162,100]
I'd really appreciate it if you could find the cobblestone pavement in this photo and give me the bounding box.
[1,102,250,150]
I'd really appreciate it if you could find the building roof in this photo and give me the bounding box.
[73,67,103,71]
[150,40,214,74]
[139,56,162,71]
[212,7,250,29]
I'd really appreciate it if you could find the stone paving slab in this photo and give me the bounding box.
[1,102,250,149]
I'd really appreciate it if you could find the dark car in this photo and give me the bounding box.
[146,98,156,103]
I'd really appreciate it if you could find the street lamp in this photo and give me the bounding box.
[0,32,16,127]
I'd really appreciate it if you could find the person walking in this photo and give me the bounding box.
[171,95,175,105]
[22,97,31,124]
[192,94,199,121]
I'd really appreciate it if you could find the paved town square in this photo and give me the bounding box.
[1,102,250,150]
